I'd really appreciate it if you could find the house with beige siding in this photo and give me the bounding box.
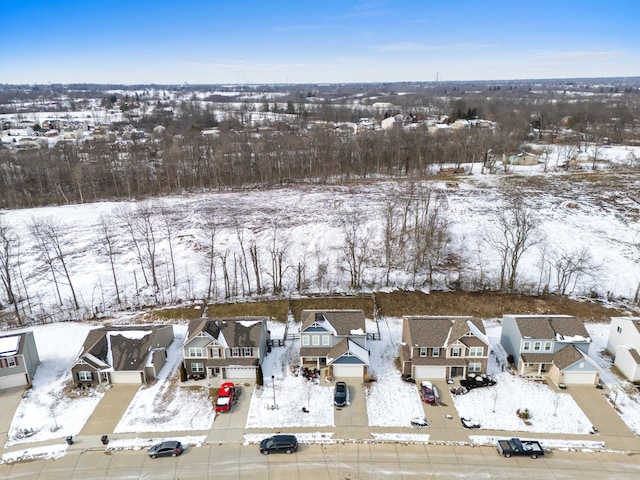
[606,317,640,382]
[400,316,491,380]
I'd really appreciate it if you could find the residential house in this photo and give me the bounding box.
[182,317,270,380]
[500,314,600,385]
[606,317,640,382]
[71,325,174,386]
[299,310,369,379]
[0,331,40,389]
[508,151,540,166]
[400,316,491,380]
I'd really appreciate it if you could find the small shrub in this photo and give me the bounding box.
[517,408,531,420]
[507,354,515,365]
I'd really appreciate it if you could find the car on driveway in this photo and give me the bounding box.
[215,382,237,412]
[334,381,349,407]
[259,434,298,455]
[148,440,184,458]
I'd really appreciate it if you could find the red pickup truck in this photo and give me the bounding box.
[215,382,236,413]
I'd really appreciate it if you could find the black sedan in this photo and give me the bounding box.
[148,440,184,458]
[334,381,349,407]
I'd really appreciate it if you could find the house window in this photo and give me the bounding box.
[188,347,203,357]
[450,347,461,357]
[419,347,428,357]
[210,348,220,358]
[302,335,310,346]
[312,335,320,346]
[533,342,541,351]
[432,348,440,357]
[523,341,531,351]
[7,357,16,367]
[78,371,93,382]
[243,347,253,357]
[322,335,330,346]
[469,347,483,357]
[544,341,552,351]
[231,347,240,357]
[617,326,622,334]
[191,362,204,373]
[468,362,481,373]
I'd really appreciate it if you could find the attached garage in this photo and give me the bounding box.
[559,370,599,385]
[0,374,27,389]
[413,365,446,379]
[109,371,144,384]
[331,364,364,378]
[224,366,256,379]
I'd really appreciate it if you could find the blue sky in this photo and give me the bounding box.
[2,0,639,84]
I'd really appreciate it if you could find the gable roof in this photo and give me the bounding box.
[327,338,369,365]
[300,310,366,336]
[404,316,487,347]
[511,315,590,342]
[185,317,266,348]
[552,345,601,372]
[77,325,170,372]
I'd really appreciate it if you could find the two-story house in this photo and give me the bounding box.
[400,316,491,380]
[299,310,369,379]
[182,316,270,380]
[0,331,40,389]
[500,314,600,385]
[71,325,174,386]
[606,317,640,382]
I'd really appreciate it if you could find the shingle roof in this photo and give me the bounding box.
[78,325,168,371]
[552,345,600,371]
[404,316,485,347]
[513,315,590,340]
[300,310,365,336]
[186,317,266,347]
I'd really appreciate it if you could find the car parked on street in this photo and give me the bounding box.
[148,440,184,458]
[334,381,349,407]
[259,434,298,455]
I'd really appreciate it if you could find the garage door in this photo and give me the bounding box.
[0,374,26,389]
[332,364,363,378]
[562,371,598,385]
[110,371,143,384]
[224,367,256,379]
[414,365,446,379]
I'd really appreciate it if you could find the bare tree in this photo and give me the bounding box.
[551,246,598,295]
[341,213,371,290]
[29,216,80,309]
[265,219,291,294]
[97,213,121,305]
[201,211,218,300]
[484,196,539,292]
[0,218,22,324]
[159,203,178,288]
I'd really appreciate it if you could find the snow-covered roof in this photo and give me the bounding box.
[0,335,20,356]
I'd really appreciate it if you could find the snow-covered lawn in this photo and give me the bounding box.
[115,324,215,433]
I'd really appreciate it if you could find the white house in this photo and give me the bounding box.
[606,317,640,382]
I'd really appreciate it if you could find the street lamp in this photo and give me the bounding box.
[271,375,277,409]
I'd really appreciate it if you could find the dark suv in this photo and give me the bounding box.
[259,434,298,455]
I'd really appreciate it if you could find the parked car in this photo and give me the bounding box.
[334,381,349,407]
[420,381,439,405]
[215,382,236,413]
[148,440,184,458]
[259,434,298,455]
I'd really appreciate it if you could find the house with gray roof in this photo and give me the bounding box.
[606,317,640,382]
[0,331,40,389]
[182,317,270,380]
[500,314,600,385]
[400,316,491,380]
[71,325,174,386]
[299,310,369,379]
